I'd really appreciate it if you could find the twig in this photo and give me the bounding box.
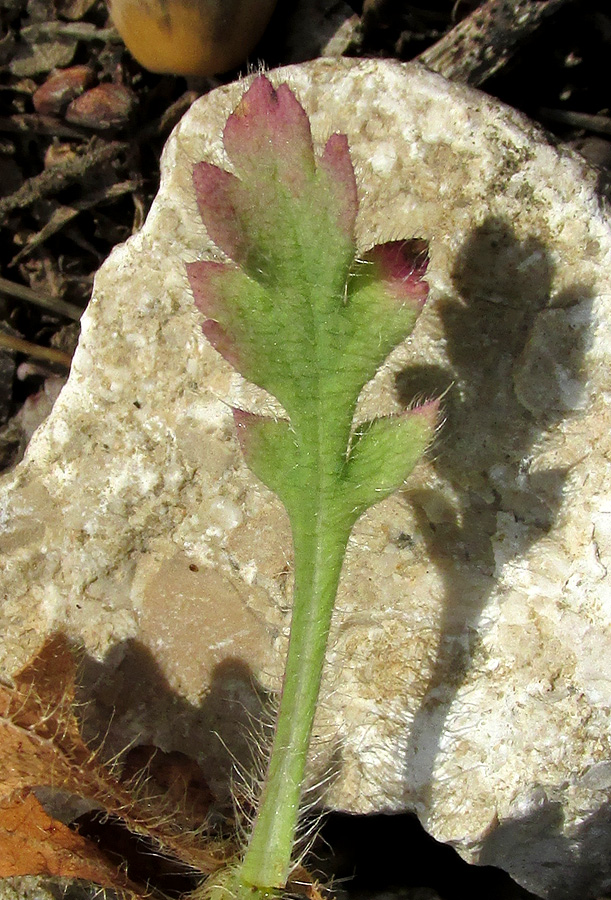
[0,331,73,368]
[0,114,89,140]
[0,276,82,321]
[21,22,120,42]
[418,0,576,86]
[10,179,141,266]
[539,107,611,137]
[0,140,128,217]
[154,90,201,137]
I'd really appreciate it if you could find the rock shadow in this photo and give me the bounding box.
[77,637,272,810]
[394,216,595,809]
[478,795,611,899]
[74,637,345,874]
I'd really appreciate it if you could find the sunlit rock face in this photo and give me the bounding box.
[1,59,610,899]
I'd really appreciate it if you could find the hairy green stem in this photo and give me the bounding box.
[237,419,353,895]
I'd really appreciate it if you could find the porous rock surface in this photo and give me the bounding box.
[1,59,611,899]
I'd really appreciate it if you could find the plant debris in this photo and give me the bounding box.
[0,635,231,895]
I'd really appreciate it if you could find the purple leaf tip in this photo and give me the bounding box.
[365,239,430,307]
[319,133,358,238]
[200,319,241,370]
[223,76,315,191]
[408,398,441,426]
[232,407,260,430]
[192,163,244,263]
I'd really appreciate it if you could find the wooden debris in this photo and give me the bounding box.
[0,331,72,368]
[0,139,129,217]
[0,275,82,320]
[10,179,140,266]
[418,0,576,86]
[539,107,611,137]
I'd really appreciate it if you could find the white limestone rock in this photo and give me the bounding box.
[1,59,610,899]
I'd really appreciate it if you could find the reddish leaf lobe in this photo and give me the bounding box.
[364,239,429,307]
[223,77,315,192]
[192,163,245,264]
[318,133,358,239]
[408,398,440,423]
[232,407,263,452]
[186,259,229,319]
[201,319,243,370]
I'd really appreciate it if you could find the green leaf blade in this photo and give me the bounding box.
[233,410,302,513]
[223,78,316,193]
[342,401,439,518]
[194,78,356,304]
[321,239,430,408]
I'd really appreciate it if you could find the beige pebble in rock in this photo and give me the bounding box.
[1,59,610,899]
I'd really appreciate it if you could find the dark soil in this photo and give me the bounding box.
[1,1,610,898]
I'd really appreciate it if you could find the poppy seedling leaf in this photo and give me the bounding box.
[187,75,437,900]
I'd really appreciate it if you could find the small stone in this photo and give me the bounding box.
[33,65,95,116]
[570,135,611,171]
[43,142,78,168]
[10,30,77,77]
[65,83,136,130]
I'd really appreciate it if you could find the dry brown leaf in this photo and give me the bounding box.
[0,790,137,888]
[11,629,77,709]
[0,635,229,877]
[287,865,329,900]
[0,635,84,802]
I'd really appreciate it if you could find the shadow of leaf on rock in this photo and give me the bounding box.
[394,215,595,808]
[75,638,339,892]
[77,637,273,814]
